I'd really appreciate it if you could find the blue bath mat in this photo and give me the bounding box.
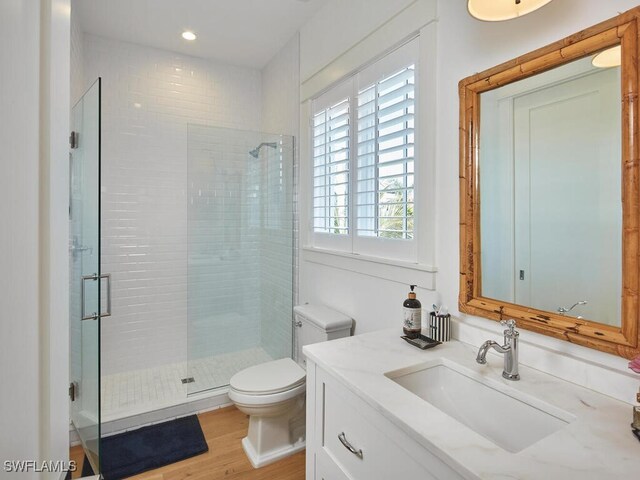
[100,415,208,479]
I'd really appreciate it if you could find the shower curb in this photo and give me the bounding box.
[69,390,232,446]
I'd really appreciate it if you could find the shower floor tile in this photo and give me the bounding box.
[101,347,274,422]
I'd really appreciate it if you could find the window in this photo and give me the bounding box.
[310,39,418,261]
[313,98,350,235]
[356,65,415,240]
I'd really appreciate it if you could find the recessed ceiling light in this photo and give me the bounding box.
[468,0,554,22]
[182,31,197,41]
[592,45,621,68]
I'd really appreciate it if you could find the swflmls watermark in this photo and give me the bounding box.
[3,460,77,473]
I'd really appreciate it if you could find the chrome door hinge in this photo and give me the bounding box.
[69,381,78,401]
[70,131,79,149]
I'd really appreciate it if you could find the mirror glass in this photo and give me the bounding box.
[479,48,622,326]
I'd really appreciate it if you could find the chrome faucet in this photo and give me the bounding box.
[476,319,520,381]
[557,300,587,316]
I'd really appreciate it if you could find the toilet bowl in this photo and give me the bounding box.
[229,358,307,468]
[229,304,353,468]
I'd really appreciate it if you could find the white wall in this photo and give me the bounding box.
[262,34,300,137]
[82,35,263,374]
[300,0,415,81]
[298,0,640,404]
[0,1,43,474]
[0,0,70,477]
[41,0,72,473]
[70,6,84,105]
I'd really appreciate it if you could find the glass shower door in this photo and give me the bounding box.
[69,79,102,474]
[186,125,294,395]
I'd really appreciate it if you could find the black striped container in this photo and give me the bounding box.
[429,312,451,342]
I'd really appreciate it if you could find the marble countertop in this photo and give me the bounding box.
[304,328,640,480]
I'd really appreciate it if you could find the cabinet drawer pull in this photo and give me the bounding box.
[338,432,363,459]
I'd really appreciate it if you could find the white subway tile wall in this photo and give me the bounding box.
[84,34,263,375]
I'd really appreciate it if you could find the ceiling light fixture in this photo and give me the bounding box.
[592,45,622,68]
[182,31,197,41]
[468,0,554,22]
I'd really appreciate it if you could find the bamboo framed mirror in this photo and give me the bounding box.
[459,7,640,358]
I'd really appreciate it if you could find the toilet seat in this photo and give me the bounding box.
[230,358,305,395]
[229,382,306,408]
[229,358,306,407]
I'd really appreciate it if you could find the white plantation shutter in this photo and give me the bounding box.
[357,64,415,239]
[310,38,418,261]
[312,99,350,235]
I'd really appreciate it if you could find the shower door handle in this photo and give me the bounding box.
[81,273,112,321]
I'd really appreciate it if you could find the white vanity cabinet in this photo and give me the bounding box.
[306,359,466,480]
[304,330,640,480]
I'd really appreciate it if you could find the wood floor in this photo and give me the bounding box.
[70,406,306,480]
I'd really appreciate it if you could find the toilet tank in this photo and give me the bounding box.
[293,304,353,367]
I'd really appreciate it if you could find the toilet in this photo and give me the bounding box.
[228,304,353,468]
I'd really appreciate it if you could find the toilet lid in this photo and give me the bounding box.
[229,358,305,395]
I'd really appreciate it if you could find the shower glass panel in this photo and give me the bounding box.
[186,125,294,395]
[69,78,101,474]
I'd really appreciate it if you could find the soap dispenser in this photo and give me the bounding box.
[403,285,422,339]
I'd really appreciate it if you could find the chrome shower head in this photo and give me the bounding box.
[249,142,277,158]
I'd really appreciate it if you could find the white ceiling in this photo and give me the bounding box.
[75,0,327,69]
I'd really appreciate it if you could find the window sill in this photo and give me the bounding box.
[301,246,437,290]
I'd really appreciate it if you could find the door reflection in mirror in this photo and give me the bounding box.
[479,55,622,326]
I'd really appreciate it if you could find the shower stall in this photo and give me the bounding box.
[97,125,295,422]
[69,15,299,471]
[70,76,295,475]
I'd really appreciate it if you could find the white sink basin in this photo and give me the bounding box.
[386,359,575,453]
